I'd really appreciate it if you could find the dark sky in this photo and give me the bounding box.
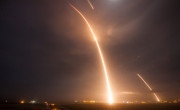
[0,0,180,103]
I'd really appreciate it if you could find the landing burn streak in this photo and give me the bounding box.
[137,74,160,102]
[69,4,113,104]
[87,0,94,10]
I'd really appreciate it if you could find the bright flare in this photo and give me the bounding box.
[87,0,94,10]
[69,4,113,104]
[137,74,160,102]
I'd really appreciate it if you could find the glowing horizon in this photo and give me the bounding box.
[69,3,114,104]
[137,74,160,102]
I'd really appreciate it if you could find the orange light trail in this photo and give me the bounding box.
[137,74,160,102]
[69,3,113,104]
[87,0,94,10]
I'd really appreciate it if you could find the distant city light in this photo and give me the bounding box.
[141,101,146,104]
[74,100,78,103]
[82,100,96,104]
[29,100,36,104]
[20,100,25,104]
[5,100,8,103]
[50,104,55,106]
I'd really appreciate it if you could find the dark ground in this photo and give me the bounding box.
[0,103,180,110]
[62,103,180,110]
[0,103,50,110]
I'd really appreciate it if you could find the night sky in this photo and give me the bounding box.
[0,0,180,103]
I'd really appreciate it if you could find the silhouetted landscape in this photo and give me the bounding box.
[62,103,180,110]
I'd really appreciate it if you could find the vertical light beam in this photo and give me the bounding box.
[69,4,113,104]
[87,0,94,10]
[137,74,160,102]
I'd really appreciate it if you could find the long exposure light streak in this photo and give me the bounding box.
[137,74,160,102]
[87,0,94,10]
[69,3,113,104]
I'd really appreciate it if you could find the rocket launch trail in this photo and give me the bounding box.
[69,4,113,104]
[87,0,94,10]
[137,74,160,102]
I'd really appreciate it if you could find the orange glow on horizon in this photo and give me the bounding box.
[69,3,114,104]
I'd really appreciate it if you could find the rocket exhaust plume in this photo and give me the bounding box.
[87,0,94,10]
[69,3,113,104]
[137,74,160,102]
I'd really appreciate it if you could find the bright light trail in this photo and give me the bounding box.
[69,3,113,104]
[87,0,94,10]
[137,74,160,102]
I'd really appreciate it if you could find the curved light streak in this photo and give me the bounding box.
[69,3,113,104]
[137,74,160,102]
